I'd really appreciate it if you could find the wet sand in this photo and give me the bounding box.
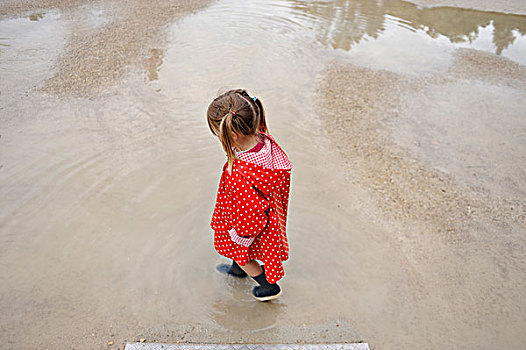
[411,0,526,15]
[0,0,214,97]
[318,52,526,238]
[1,0,526,349]
[317,49,526,348]
[0,0,102,18]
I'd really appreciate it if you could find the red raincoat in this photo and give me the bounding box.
[211,134,292,284]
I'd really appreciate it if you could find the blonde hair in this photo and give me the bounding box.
[207,89,268,173]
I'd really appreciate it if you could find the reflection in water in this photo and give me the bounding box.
[29,13,45,21]
[143,48,164,81]
[211,278,286,332]
[389,3,526,55]
[290,0,387,51]
[290,0,526,56]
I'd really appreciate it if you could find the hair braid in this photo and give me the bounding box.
[219,109,237,174]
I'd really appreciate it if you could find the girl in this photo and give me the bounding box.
[207,89,292,302]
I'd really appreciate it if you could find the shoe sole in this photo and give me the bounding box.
[252,288,282,302]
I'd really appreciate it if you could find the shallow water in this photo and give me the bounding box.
[1,0,525,349]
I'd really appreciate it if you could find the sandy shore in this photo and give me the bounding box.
[1,0,523,97]
[318,51,526,238]
[408,0,526,15]
[0,0,214,97]
[0,0,102,18]
[317,47,526,349]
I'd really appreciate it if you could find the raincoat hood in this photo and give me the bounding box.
[229,133,292,196]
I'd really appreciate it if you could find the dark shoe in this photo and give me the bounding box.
[252,284,282,301]
[251,269,282,301]
[216,260,247,278]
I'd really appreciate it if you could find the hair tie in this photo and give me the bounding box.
[231,110,237,116]
[252,96,257,101]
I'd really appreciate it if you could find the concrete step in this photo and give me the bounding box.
[124,344,370,350]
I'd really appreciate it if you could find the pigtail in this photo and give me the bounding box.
[207,89,271,173]
[219,110,237,174]
[238,91,268,135]
[254,97,268,134]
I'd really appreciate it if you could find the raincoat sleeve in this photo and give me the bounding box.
[227,172,270,247]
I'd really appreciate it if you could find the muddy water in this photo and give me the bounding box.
[1,0,525,349]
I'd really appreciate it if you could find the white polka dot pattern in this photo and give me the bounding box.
[210,134,292,284]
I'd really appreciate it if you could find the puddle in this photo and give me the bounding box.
[294,0,526,73]
[0,11,65,103]
[0,7,110,107]
[1,0,525,349]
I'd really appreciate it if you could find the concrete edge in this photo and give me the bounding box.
[124,343,371,350]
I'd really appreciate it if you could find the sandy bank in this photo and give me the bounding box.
[0,0,101,18]
[407,0,526,15]
[318,53,525,238]
[0,0,214,97]
[316,48,526,349]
